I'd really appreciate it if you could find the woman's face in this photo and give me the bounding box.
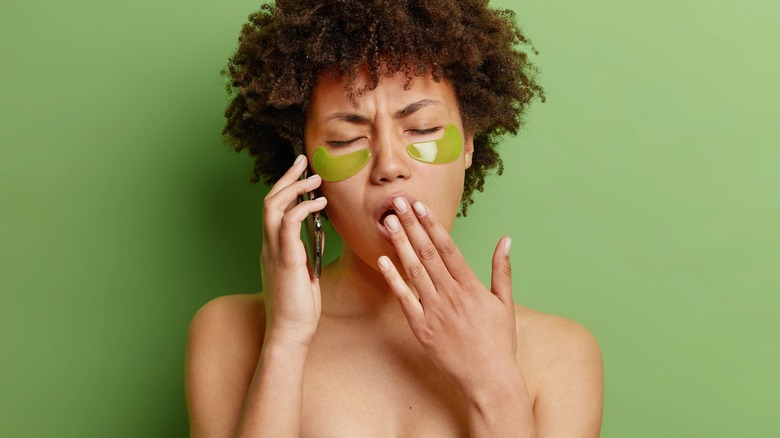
[304,67,474,269]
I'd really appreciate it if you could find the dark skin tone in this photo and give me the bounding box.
[220,0,546,216]
[185,69,602,437]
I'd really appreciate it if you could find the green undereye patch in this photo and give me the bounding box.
[311,123,463,182]
[311,147,371,182]
[405,123,462,164]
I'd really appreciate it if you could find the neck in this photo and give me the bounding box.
[319,246,404,320]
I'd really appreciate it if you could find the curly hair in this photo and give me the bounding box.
[221,0,545,215]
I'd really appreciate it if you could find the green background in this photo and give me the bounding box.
[1,0,778,436]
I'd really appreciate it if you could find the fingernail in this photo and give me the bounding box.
[378,256,390,271]
[412,201,426,217]
[392,197,408,214]
[294,154,305,165]
[307,173,321,180]
[315,196,327,203]
[504,237,512,256]
[385,215,399,231]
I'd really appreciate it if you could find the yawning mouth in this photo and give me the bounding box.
[374,194,418,238]
[378,209,396,225]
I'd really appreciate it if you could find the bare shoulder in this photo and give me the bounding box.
[514,304,603,437]
[185,293,266,437]
[514,304,601,366]
[187,292,266,348]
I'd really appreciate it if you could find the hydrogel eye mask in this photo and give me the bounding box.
[406,123,462,164]
[311,147,371,182]
[311,123,463,182]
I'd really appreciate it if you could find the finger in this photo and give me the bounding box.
[391,197,452,286]
[411,201,473,283]
[490,236,514,307]
[265,154,307,199]
[384,214,437,303]
[378,255,424,330]
[263,173,322,249]
[278,197,328,265]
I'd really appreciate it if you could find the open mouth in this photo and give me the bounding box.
[378,208,396,226]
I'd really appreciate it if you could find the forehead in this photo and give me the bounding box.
[307,67,459,119]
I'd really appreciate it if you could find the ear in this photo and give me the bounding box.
[464,133,475,169]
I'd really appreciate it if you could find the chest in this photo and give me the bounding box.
[299,323,470,437]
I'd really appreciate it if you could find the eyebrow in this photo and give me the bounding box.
[321,99,444,124]
[393,99,444,119]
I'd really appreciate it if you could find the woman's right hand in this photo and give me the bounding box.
[260,154,327,348]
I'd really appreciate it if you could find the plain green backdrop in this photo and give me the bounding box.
[1,0,778,436]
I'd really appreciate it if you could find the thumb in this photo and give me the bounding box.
[490,236,514,306]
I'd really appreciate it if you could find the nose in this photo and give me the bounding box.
[369,130,412,184]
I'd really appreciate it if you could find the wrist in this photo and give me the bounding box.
[264,318,318,348]
[263,329,314,354]
[458,361,527,405]
[259,336,310,373]
[459,364,536,437]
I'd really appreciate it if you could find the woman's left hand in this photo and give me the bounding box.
[377,197,520,393]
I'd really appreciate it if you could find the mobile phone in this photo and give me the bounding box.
[299,168,324,278]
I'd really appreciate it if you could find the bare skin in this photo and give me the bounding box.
[185,70,603,437]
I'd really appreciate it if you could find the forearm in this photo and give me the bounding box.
[462,367,537,438]
[234,339,309,438]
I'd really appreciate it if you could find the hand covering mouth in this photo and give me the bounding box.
[374,194,419,226]
[378,208,396,225]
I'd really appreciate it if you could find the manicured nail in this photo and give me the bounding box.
[315,196,327,203]
[412,201,426,217]
[385,215,399,231]
[392,197,408,213]
[378,256,390,271]
[504,237,512,256]
[307,173,321,180]
[294,154,305,165]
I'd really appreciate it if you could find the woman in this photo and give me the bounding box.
[185,1,603,436]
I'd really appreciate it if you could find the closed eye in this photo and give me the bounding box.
[327,138,361,147]
[408,127,441,135]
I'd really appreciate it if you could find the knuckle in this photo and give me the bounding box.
[494,261,512,277]
[391,234,408,247]
[280,213,298,228]
[297,178,318,195]
[293,181,307,196]
[417,326,435,344]
[400,293,419,308]
[386,271,400,284]
[417,244,438,262]
[439,240,457,257]
[408,263,427,279]
[400,214,416,227]
[262,197,277,214]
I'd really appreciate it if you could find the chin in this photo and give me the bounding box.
[339,228,402,273]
